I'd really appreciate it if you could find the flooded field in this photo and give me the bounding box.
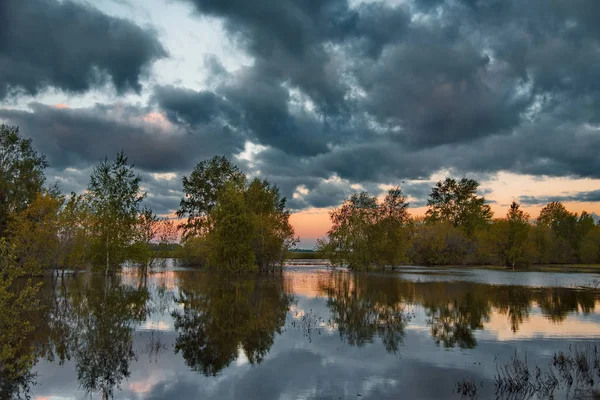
[11,262,600,399]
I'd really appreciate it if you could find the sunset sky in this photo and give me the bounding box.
[1,0,600,247]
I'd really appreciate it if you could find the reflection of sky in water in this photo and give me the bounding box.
[31,265,600,399]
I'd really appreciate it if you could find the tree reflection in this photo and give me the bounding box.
[319,272,412,353]
[0,243,42,400]
[10,274,151,400]
[318,272,600,352]
[172,273,292,376]
[71,275,149,399]
[425,292,489,349]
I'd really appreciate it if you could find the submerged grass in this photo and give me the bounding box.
[493,344,600,399]
[455,378,479,399]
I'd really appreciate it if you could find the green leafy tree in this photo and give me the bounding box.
[208,183,256,273]
[478,202,533,267]
[245,178,297,273]
[372,187,412,268]
[318,192,379,270]
[87,152,145,275]
[425,178,493,235]
[320,188,412,270]
[0,125,48,238]
[537,202,579,262]
[177,156,246,238]
[410,221,471,265]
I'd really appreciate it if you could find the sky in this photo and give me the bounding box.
[1,0,600,247]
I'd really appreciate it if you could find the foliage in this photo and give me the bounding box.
[410,221,473,265]
[178,158,296,273]
[177,156,246,238]
[178,236,212,267]
[0,124,48,238]
[86,151,146,275]
[7,192,62,276]
[245,178,297,272]
[208,183,256,273]
[425,178,493,235]
[477,202,535,267]
[57,193,91,271]
[318,188,411,270]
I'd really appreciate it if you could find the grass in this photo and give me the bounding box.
[493,345,600,399]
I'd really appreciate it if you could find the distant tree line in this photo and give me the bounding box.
[318,178,600,269]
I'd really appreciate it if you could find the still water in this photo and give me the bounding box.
[14,263,600,398]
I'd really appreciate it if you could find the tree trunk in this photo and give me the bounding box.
[105,234,110,276]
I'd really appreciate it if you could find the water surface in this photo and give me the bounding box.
[10,263,600,399]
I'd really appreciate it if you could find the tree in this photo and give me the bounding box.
[208,183,256,273]
[245,178,297,273]
[318,192,379,270]
[7,192,62,276]
[478,202,533,267]
[0,125,48,238]
[319,188,411,270]
[537,202,578,262]
[87,152,145,275]
[57,193,91,273]
[410,221,471,265]
[177,157,294,273]
[177,156,246,238]
[372,187,412,268]
[425,178,493,235]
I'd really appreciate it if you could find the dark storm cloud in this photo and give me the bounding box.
[3,0,600,212]
[0,103,245,173]
[163,0,600,207]
[519,190,600,206]
[0,0,166,99]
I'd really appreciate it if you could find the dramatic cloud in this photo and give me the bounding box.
[2,0,600,219]
[162,0,600,186]
[0,103,244,172]
[0,0,166,99]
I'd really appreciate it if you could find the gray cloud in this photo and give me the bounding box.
[0,0,167,99]
[3,0,600,214]
[519,190,600,206]
[0,102,245,173]
[158,0,600,198]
